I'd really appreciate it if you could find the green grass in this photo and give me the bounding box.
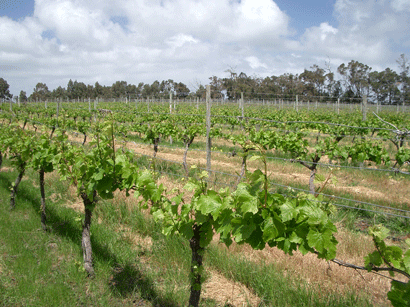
[0,159,374,306]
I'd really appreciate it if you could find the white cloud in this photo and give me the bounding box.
[246,56,268,70]
[391,0,410,12]
[220,0,290,43]
[34,0,127,50]
[299,0,410,63]
[165,34,199,49]
[0,0,409,96]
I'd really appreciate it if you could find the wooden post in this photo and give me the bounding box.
[206,85,211,173]
[56,99,60,127]
[9,99,12,112]
[88,98,91,112]
[169,92,173,114]
[241,92,244,118]
[337,98,340,115]
[402,96,405,113]
[362,95,367,121]
[295,95,299,112]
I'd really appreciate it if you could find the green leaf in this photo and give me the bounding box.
[387,280,410,307]
[368,225,390,241]
[233,223,256,243]
[248,155,262,162]
[365,251,383,269]
[179,221,194,240]
[289,231,303,244]
[197,192,221,215]
[262,216,284,242]
[307,230,324,254]
[280,201,297,222]
[234,184,258,214]
[152,209,165,221]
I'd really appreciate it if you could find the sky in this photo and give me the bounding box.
[1,0,410,97]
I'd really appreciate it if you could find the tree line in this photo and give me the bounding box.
[1,55,409,105]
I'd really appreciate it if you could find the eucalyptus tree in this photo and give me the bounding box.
[369,68,401,105]
[111,81,128,98]
[397,53,410,103]
[337,60,372,98]
[51,86,66,100]
[0,78,12,100]
[19,90,27,103]
[30,82,50,101]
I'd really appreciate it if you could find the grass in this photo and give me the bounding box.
[206,246,373,307]
[0,158,378,306]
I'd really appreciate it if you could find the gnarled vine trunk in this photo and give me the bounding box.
[39,168,47,231]
[309,167,317,195]
[183,136,194,177]
[10,163,26,209]
[188,224,204,307]
[153,137,160,158]
[80,191,96,277]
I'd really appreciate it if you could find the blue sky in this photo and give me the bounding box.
[1,0,409,96]
[275,0,337,35]
[0,0,34,20]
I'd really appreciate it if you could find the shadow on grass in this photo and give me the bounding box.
[0,171,179,307]
[108,263,179,307]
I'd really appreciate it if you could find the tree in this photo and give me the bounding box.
[136,82,144,97]
[19,90,27,103]
[160,79,174,96]
[150,80,161,98]
[67,79,74,99]
[369,68,401,105]
[337,60,372,98]
[72,81,87,100]
[209,76,224,99]
[94,82,103,98]
[126,83,137,99]
[259,76,281,98]
[174,82,190,98]
[276,73,303,98]
[300,64,328,97]
[195,84,206,99]
[141,83,152,98]
[52,86,66,100]
[86,84,94,99]
[397,54,410,104]
[111,81,128,98]
[0,78,12,100]
[30,82,50,101]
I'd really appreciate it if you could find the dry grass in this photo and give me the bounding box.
[215,226,406,306]
[202,270,261,307]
